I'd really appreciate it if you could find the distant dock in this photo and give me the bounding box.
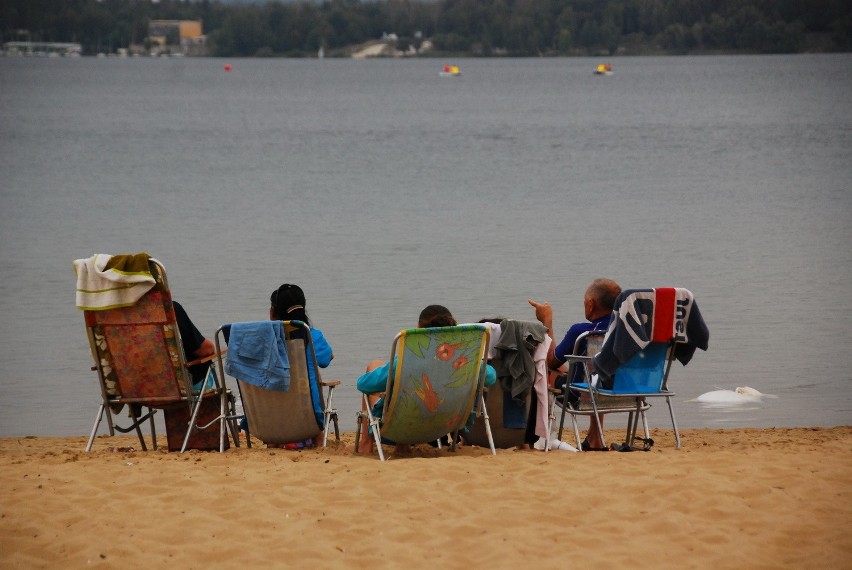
[2,42,82,57]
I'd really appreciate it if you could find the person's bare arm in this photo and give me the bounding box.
[194,338,215,359]
[529,299,561,370]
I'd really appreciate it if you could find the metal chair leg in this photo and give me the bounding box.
[128,406,148,451]
[86,404,106,452]
[149,409,158,451]
[479,393,496,455]
[667,396,681,449]
[354,412,363,453]
[180,397,204,453]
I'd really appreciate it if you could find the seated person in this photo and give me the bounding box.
[263,283,334,448]
[356,305,496,455]
[529,277,621,450]
[269,283,333,392]
[173,300,215,389]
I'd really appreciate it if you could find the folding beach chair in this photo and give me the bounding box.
[465,380,530,449]
[355,325,496,461]
[79,256,241,452]
[467,319,551,450]
[559,288,709,450]
[464,319,546,449]
[214,320,340,448]
[550,330,651,450]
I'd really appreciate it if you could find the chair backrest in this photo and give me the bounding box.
[610,342,672,394]
[568,330,605,384]
[464,375,530,449]
[380,325,490,445]
[593,287,706,390]
[225,321,323,444]
[84,260,192,405]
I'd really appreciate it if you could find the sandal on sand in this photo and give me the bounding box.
[610,438,655,452]
[581,439,609,452]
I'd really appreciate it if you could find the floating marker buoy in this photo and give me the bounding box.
[224,64,232,72]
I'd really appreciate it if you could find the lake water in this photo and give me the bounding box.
[1,54,850,438]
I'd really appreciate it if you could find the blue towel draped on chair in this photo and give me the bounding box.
[224,322,291,391]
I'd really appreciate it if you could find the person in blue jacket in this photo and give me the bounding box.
[272,283,333,427]
[269,283,333,379]
[242,283,333,447]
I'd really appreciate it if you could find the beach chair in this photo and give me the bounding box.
[465,380,530,449]
[467,319,551,450]
[561,288,709,450]
[80,257,241,452]
[214,320,340,448]
[550,330,651,450]
[355,325,496,461]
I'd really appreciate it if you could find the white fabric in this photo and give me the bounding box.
[74,254,156,310]
[480,322,502,359]
[532,335,552,439]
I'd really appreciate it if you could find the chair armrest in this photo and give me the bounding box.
[562,354,593,364]
[186,347,227,368]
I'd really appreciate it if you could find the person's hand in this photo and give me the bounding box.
[528,299,553,330]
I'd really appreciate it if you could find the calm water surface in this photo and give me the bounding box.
[1,54,850,437]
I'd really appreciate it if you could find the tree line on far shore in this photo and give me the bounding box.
[2,0,850,57]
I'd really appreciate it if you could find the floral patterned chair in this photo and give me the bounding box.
[82,259,239,452]
[355,325,496,461]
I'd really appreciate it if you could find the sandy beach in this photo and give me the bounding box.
[1,426,850,569]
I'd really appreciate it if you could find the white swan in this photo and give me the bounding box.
[694,386,765,404]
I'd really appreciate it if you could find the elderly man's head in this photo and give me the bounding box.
[584,278,621,320]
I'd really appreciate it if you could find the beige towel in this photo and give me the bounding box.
[74,253,156,310]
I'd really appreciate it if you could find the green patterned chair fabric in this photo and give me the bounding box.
[379,325,490,446]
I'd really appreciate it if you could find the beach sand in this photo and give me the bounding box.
[1,427,850,569]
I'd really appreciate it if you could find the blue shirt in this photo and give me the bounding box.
[306,328,332,426]
[553,315,611,384]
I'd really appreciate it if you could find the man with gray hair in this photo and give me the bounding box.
[529,278,621,450]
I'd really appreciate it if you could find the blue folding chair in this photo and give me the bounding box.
[560,288,709,450]
[563,340,674,449]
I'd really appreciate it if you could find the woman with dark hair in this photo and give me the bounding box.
[269,283,333,368]
[355,305,496,455]
[268,283,333,447]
